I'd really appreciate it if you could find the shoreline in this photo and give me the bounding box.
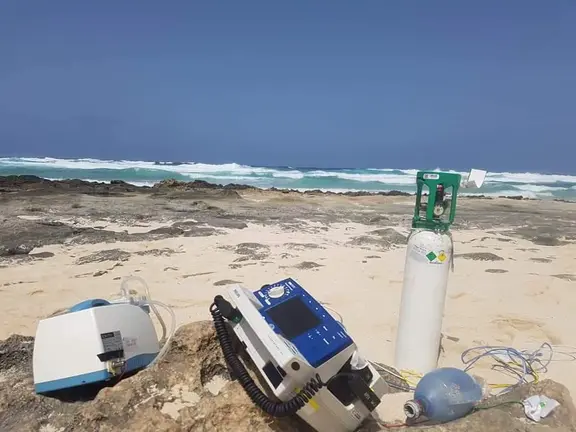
[1,174,576,259]
[1,171,576,415]
[2,174,573,202]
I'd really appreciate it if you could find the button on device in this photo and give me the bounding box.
[268,286,285,299]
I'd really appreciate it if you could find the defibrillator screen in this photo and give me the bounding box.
[266,296,321,340]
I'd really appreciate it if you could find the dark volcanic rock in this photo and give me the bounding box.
[0,334,34,374]
[341,190,410,197]
[456,252,504,261]
[348,228,407,251]
[0,322,313,432]
[135,248,178,257]
[2,251,56,264]
[169,189,242,200]
[0,243,35,256]
[366,215,390,224]
[531,257,553,263]
[153,179,244,200]
[233,243,270,261]
[267,187,410,197]
[147,226,185,236]
[284,242,325,250]
[428,379,576,432]
[182,271,214,278]
[0,176,251,200]
[200,217,248,230]
[530,236,568,247]
[0,323,575,431]
[370,228,408,244]
[162,201,225,215]
[154,179,254,192]
[168,222,225,236]
[348,236,390,251]
[213,279,242,286]
[0,175,138,196]
[0,217,229,260]
[183,227,221,237]
[76,249,132,265]
[508,227,569,246]
[30,252,55,259]
[0,219,121,256]
[293,261,323,270]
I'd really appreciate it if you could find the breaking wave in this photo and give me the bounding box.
[1,157,575,201]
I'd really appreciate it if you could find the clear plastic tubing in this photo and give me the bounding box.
[120,276,176,368]
[121,275,167,343]
[404,367,483,423]
[146,299,176,368]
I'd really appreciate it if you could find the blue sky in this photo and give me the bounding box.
[1,1,575,173]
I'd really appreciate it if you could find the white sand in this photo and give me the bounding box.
[1,221,575,421]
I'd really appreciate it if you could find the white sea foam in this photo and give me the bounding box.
[3,157,575,184]
[487,171,576,184]
[2,157,575,201]
[306,170,415,184]
[461,190,551,199]
[272,170,305,179]
[512,184,560,193]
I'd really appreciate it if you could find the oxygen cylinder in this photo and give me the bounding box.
[394,171,462,375]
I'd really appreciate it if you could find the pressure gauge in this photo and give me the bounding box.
[433,205,444,217]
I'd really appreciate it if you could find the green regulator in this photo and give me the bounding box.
[412,171,462,232]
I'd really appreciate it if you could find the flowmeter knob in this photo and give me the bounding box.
[268,286,285,298]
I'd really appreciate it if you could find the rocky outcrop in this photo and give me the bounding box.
[0,175,140,195]
[0,175,409,198]
[1,321,575,432]
[154,178,255,192]
[0,321,309,432]
[410,379,576,431]
[0,219,224,260]
[348,228,408,251]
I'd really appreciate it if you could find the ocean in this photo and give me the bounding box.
[1,157,575,201]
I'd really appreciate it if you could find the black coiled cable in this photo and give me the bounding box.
[210,298,327,417]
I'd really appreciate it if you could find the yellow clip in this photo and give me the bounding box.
[295,387,320,412]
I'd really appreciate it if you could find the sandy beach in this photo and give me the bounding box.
[1,176,576,412]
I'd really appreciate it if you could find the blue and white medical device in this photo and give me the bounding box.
[210,278,387,432]
[32,277,175,394]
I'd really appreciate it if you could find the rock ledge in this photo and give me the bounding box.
[1,321,575,431]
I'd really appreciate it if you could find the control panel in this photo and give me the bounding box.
[254,278,353,367]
